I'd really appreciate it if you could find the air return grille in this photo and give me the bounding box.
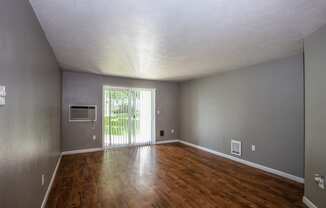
[69,105,97,122]
[231,140,241,156]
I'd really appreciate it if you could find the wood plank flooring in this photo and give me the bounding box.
[46,143,304,208]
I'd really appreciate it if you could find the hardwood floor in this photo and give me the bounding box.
[47,143,304,208]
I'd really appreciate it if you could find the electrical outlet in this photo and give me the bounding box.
[92,135,96,140]
[41,174,45,186]
[251,145,256,152]
[314,174,325,189]
[0,97,4,106]
[171,129,175,134]
[0,86,6,106]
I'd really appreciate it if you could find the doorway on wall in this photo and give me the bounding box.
[103,86,155,148]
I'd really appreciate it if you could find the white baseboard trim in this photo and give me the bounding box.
[303,196,318,208]
[62,148,104,156]
[155,139,179,144]
[59,141,304,184]
[41,154,62,208]
[178,140,304,184]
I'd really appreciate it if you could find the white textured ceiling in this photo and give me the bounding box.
[30,0,326,81]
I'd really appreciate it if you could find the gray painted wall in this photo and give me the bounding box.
[179,55,304,177]
[0,0,61,208]
[62,71,179,151]
[304,25,326,207]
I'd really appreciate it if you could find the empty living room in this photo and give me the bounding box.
[1,0,326,207]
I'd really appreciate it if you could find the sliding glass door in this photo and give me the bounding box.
[103,86,155,148]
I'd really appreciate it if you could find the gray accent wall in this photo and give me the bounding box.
[0,0,61,208]
[62,71,179,151]
[179,55,304,177]
[304,25,326,207]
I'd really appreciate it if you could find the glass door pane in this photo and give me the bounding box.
[131,89,153,145]
[104,88,129,147]
[103,87,155,148]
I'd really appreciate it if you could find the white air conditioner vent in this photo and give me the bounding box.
[69,105,97,122]
[231,140,241,156]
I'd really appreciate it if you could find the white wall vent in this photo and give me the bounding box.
[69,105,97,122]
[231,140,241,156]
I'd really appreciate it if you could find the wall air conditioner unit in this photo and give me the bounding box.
[231,140,241,156]
[69,105,97,122]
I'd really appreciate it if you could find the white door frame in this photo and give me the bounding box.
[102,85,156,148]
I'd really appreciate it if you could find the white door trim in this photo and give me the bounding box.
[102,85,156,148]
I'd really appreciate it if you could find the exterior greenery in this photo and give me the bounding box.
[104,89,140,136]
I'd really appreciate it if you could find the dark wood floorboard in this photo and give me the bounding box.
[46,143,304,208]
